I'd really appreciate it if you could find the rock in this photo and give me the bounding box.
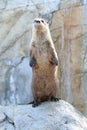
[0,112,6,123]
[0,100,87,130]
[6,57,33,105]
[50,1,87,115]
[51,4,84,111]
[0,0,87,117]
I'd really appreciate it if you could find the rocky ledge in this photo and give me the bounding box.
[0,100,87,130]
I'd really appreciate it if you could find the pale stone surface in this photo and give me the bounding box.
[5,57,33,105]
[0,0,87,117]
[0,100,87,130]
[50,4,84,112]
[50,0,87,116]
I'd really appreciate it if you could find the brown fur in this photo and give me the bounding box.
[29,18,59,106]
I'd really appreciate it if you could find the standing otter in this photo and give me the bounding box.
[29,18,60,107]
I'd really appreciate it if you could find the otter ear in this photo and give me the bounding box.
[45,19,48,24]
[43,18,48,24]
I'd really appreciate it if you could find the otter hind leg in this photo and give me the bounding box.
[50,97,61,102]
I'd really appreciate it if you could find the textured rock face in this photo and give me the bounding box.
[0,0,87,117]
[50,0,87,115]
[0,100,87,130]
[0,56,33,105]
[51,2,83,112]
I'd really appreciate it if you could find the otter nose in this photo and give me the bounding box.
[34,20,40,23]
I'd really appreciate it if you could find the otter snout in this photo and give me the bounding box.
[34,20,40,23]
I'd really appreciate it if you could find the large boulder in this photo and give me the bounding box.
[0,100,87,130]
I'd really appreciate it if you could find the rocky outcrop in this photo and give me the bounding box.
[0,100,87,130]
[0,0,87,117]
[50,0,87,115]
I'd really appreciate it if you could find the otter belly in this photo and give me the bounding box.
[32,66,58,101]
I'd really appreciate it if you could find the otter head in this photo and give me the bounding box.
[33,18,49,33]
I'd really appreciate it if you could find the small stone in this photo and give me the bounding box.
[0,112,6,123]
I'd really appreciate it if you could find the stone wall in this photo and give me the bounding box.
[0,0,87,116]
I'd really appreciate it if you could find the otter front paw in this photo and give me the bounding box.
[29,57,36,67]
[51,53,58,65]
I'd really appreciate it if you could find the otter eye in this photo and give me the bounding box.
[41,20,44,23]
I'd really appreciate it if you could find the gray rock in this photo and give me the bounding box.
[0,100,87,130]
[0,112,6,123]
[5,57,33,105]
[0,56,33,105]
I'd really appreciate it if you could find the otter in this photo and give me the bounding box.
[29,18,60,107]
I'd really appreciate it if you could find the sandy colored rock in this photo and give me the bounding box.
[50,4,85,113]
